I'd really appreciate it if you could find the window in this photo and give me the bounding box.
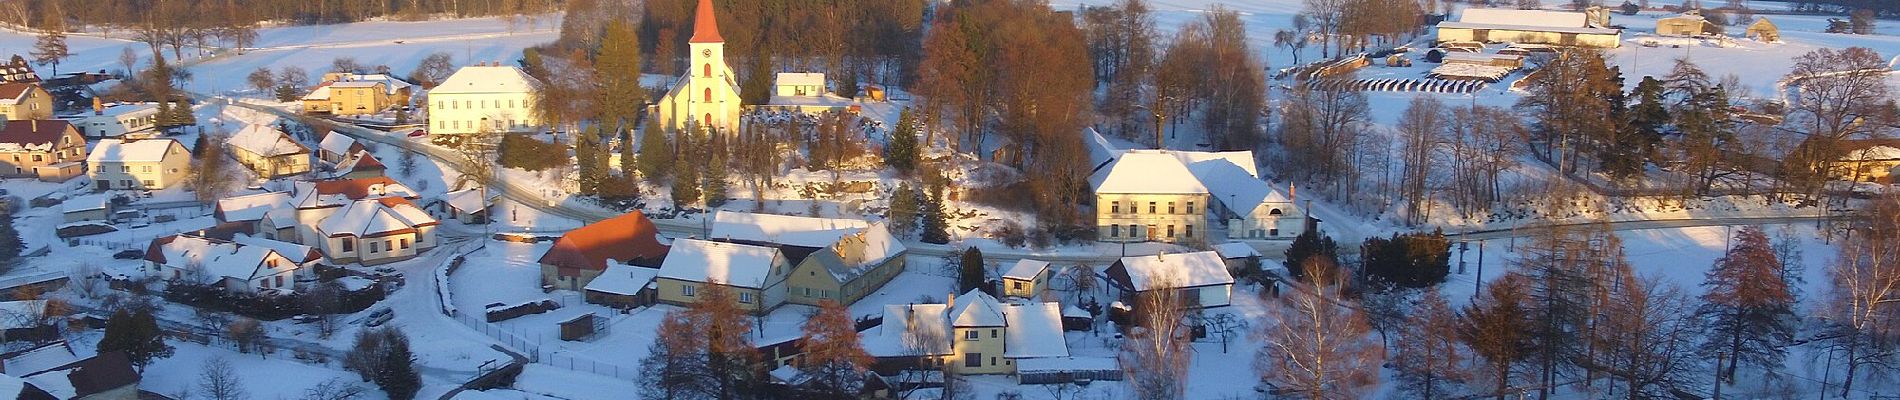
[385,240,393,252]
[400,238,410,249]
[1128,225,1138,238]
[683,284,697,297]
[1269,208,1283,216]
[1186,225,1194,238]
[1167,225,1176,238]
[1109,225,1119,238]
[990,329,998,338]
[435,100,443,109]
[803,287,812,296]
[965,330,978,341]
[1013,281,1024,290]
[1270,228,1280,236]
[275,275,284,287]
[1148,202,1156,213]
[1110,201,1120,214]
[965,353,981,368]
[704,88,712,103]
[739,292,754,304]
[1168,202,1176,214]
[704,63,712,78]
[141,180,153,187]
[31,154,41,162]
[451,101,458,109]
[509,100,516,108]
[120,166,129,173]
[1187,202,1196,214]
[142,166,152,173]
[991,356,997,366]
[369,241,380,254]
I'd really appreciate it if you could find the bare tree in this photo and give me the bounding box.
[1397,96,1447,226]
[228,317,263,354]
[408,52,455,89]
[1121,275,1191,400]
[300,377,368,400]
[1781,47,1898,203]
[1257,259,1382,399]
[1585,271,1704,399]
[197,357,247,400]
[1815,193,1900,396]
[1392,290,1471,399]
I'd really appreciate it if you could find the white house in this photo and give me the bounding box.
[316,132,365,165]
[1179,151,1304,240]
[142,234,306,294]
[1436,8,1622,48]
[1089,150,1209,243]
[287,176,420,244]
[862,288,1070,376]
[227,124,312,178]
[86,138,189,190]
[1106,251,1234,308]
[428,63,540,135]
[654,238,790,311]
[62,102,158,139]
[213,191,298,241]
[654,0,744,134]
[312,198,438,266]
[426,187,494,224]
[774,73,825,97]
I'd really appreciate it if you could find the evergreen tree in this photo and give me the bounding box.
[30,9,69,76]
[619,130,637,178]
[885,108,919,175]
[639,119,673,183]
[374,330,421,400]
[1697,226,1796,383]
[703,132,730,208]
[671,126,703,208]
[959,247,987,294]
[836,69,860,99]
[0,211,21,265]
[1459,272,1535,399]
[97,309,172,372]
[1361,230,1452,290]
[170,98,196,127]
[886,182,920,238]
[1623,76,1670,177]
[919,181,950,244]
[741,52,774,105]
[394,107,410,124]
[1284,230,1339,282]
[595,21,644,132]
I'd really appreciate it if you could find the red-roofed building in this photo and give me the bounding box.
[328,150,386,180]
[0,119,85,181]
[539,211,670,291]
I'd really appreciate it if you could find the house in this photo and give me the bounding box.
[213,191,298,240]
[1000,259,1050,300]
[654,0,744,133]
[0,301,60,343]
[1089,150,1209,243]
[1746,17,1780,42]
[583,263,661,309]
[229,234,323,278]
[654,238,790,311]
[61,101,157,139]
[85,138,187,190]
[1212,242,1262,272]
[285,176,420,243]
[1436,8,1622,48]
[1179,151,1305,240]
[227,124,312,178]
[708,212,909,306]
[59,195,111,223]
[316,132,366,165]
[0,341,80,377]
[774,73,825,97]
[20,351,141,400]
[0,119,85,182]
[143,234,307,294]
[538,211,670,291]
[1835,140,1900,183]
[325,150,386,180]
[862,289,1070,376]
[428,63,540,135]
[0,83,52,120]
[303,73,413,115]
[426,188,493,224]
[311,198,437,266]
[1106,251,1235,308]
[1656,11,1718,37]
[0,59,37,84]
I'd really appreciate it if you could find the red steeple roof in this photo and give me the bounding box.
[689,0,723,44]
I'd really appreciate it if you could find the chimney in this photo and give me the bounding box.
[29,119,35,132]
[93,97,103,115]
[946,293,955,308]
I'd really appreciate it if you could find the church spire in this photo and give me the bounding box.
[689,0,723,44]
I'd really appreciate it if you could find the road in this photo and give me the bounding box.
[211,97,1855,265]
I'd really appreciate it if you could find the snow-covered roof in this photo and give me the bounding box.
[228,124,309,157]
[0,374,28,400]
[86,138,182,164]
[1171,151,1258,178]
[775,73,825,87]
[292,177,418,209]
[318,132,359,155]
[657,239,782,289]
[147,235,287,283]
[216,191,292,223]
[0,301,47,330]
[1437,21,1620,35]
[1115,251,1235,291]
[1184,157,1292,216]
[1457,8,1590,28]
[866,304,952,357]
[61,103,156,120]
[1003,259,1049,281]
[316,198,436,238]
[1429,63,1515,81]
[232,234,320,264]
[1,342,78,377]
[438,188,493,213]
[1089,150,1208,195]
[1212,243,1261,260]
[328,81,384,88]
[21,352,138,399]
[710,211,869,248]
[21,368,72,398]
[1001,302,1068,359]
[585,262,660,295]
[301,84,332,101]
[1844,145,1900,161]
[431,65,539,95]
[331,73,413,95]
[1084,127,1123,173]
[1442,52,1524,64]
[949,288,1006,327]
[61,194,109,213]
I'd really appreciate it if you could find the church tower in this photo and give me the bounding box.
[656,0,743,134]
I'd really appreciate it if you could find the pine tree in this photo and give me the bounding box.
[885,108,919,175]
[639,119,673,183]
[0,211,21,266]
[373,329,421,400]
[671,126,703,208]
[394,107,410,124]
[741,52,774,105]
[97,309,172,372]
[575,128,606,196]
[1697,226,1796,383]
[919,181,950,244]
[886,182,920,238]
[30,9,69,76]
[1284,230,1339,282]
[170,98,196,127]
[619,130,637,178]
[595,21,644,132]
[1393,290,1471,399]
[797,300,873,397]
[703,133,730,208]
[836,69,860,99]
[959,247,986,294]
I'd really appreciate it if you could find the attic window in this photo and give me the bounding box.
[1269,209,1283,216]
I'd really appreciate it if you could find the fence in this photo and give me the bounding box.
[451,312,543,360]
[541,352,639,380]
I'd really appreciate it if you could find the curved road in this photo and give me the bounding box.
[213,97,1853,264]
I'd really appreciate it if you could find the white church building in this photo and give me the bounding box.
[655,0,744,134]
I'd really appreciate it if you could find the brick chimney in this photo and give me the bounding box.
[946,292,955,308]
[93,97,103,115]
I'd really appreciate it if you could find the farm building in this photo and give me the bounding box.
[1436,8,1622,48]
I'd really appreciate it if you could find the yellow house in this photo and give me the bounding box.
[1091,150,1209,243]
[227,124,312,178]
[1000,259,1050,300]
[1837,141,1900,183]
[1746,18,1781,42]
[0,119,85,181]
[87,138,188,190]
[1436,8,1622,48]
[303,74,414,115]
[654,238,790,311]
[709,212,909,307]
[862,289,1070,376]
[1657,13,1717,37]
[0,83,52,120]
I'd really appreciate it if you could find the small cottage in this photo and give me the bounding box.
[87,138,188,190]
[1000,259,1050,300]
[1106,251,1235,309]
[654,239,790,311]
[1746,17,1780,42]
[227,124,313,178]
[1656,12,1718,37]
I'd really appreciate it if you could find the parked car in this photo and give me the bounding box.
[365,310,394,327]
[407,129,428,138]
[112,249,144,260]
[291,314,319,324]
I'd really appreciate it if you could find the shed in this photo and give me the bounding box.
[1746,17,1780,42]
[1656,12,1717,37]
[1000,259,1050,299]
[60,194,111,223]
[584,262,660,309]
[559,313,597,341]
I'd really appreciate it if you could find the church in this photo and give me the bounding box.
[655,0,744,134]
